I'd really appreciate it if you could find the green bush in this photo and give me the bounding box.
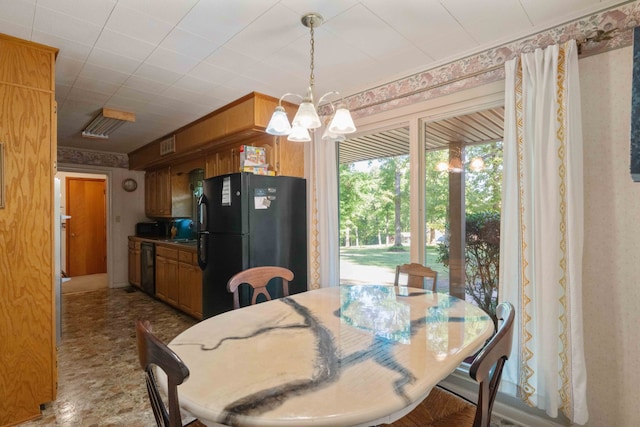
[436,212,500,321]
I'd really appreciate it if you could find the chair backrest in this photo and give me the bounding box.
[227,266,294,310]
[394,263,438,291]
[468,302,515,427]
[135,319,190,427]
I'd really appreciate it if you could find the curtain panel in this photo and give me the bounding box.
[307,127,340,289]
[500,40,588,424]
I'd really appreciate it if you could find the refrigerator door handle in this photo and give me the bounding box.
[197,194,209,270]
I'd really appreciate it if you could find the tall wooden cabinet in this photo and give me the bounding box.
[0,34,58,425]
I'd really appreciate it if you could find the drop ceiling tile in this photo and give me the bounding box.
[520,0,602,26]
[55,56,85,85]
[159,28,219,61]
[0,0,35,29]
[439,0,532,44]
[170,75,219,95]
[36,0,116,27]
[144,47,200,75]
[420,30,477,61]
[187,61,237,86]
[363,0,464,44]
[224,4,303,62]
[372,44,434,80]
[104,93,150,112]
[207,85,248,103]
[32,31,93,61]
[279,0,359,21]
[73,75,122,95]
[66,87,112,104]
[105,4,173,45]
[113,86,159,104]
[85,47,142,75]
[176,0,269,42]
[55,83,72,101]
[223,73,283,100]
[94,28,156,62]
[202,47,256,73]
[122,75,171,94]
[33,6,103,45]
[78,63,131,85]
[116,0,198,26]
[322,4,413,58]
[0,21,32,41]
[132,63,182,86]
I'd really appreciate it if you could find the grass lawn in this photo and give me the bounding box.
[339,245,449,276]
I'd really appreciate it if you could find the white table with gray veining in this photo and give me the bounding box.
[166,285,494,427]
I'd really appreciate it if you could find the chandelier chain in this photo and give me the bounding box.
[309,22,315,88]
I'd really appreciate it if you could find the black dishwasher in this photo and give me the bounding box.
[140,242,155,295]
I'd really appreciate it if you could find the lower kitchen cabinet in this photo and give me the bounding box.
[178,251,203,319]
[155,243,202,319]
[128,238,141,288]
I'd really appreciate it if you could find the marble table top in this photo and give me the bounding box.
[166,285,494,427]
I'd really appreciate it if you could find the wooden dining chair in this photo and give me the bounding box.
[389,302,515,427]
[135,319,205,427]
[394,263,438,292]
[227,266,294,310]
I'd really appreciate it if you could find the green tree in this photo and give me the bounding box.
[378,156,409,249]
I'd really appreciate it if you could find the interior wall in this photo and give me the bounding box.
[580,45,640,427]
[58,164,146,288]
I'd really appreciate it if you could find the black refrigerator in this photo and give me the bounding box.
[196,172,307,318]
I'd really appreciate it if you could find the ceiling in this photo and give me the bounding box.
[0,0,627,156]
[339,106,505,164]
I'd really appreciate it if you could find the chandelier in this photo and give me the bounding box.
[266,13,356,142]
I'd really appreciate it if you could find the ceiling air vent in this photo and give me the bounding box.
[159,136,176,156]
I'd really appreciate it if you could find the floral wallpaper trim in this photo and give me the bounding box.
[334,1,640,119]
[57,146,129,169]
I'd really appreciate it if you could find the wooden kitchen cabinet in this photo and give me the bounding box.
[178,251,203,319]
[0,34,58,426]
[155,243,202,319]
[204,134,304,179]
[145,167,171,217]
[128,238,141,288]
[155,245,179,305]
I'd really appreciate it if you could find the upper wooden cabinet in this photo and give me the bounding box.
[145,158,204,218]
[204,134,304,179]
[128,92,300,171]
[0,33,58,426]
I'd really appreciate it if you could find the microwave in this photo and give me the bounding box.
[135,221,170,238]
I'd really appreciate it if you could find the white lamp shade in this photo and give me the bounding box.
[266,106,292,135]
[292,101,321,129]
[327,107,356,134]
[321,126,346,141]
[287,126,311,142]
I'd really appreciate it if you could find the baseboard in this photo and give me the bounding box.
[440,372,565,427]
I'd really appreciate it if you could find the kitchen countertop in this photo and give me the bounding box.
[128,235,198,250]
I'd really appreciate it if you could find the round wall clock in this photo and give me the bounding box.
[122,178,138,192]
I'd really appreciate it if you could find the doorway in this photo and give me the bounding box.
[65,177,107,276]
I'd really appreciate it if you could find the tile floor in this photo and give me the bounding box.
[21,287,196,426]
[20,286,522,427]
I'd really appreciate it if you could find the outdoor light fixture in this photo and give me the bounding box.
[82,108,136,139]
[266,13,356,141]
[436,146,485,173]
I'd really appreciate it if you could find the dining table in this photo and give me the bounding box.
[163,284,494,427]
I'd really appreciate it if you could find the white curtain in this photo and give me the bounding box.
[306,126,340,289]
[500,40,588,424]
